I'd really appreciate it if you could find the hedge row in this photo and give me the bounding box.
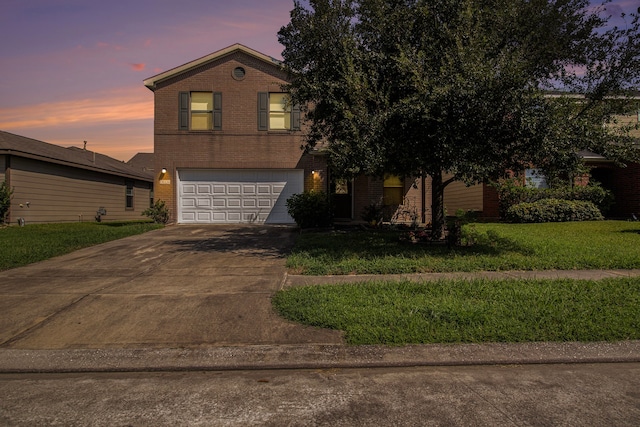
[506,199,604,223]
[495,179,613,218]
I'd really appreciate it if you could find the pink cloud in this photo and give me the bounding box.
[130,63,146,71]
[0,88,153,130]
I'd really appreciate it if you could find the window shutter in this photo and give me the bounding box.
[179,92,189,130]
[291,103,301,131]
[213,92,222,130]
[258,92,268,131]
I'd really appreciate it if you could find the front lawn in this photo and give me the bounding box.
[0,221,163,271]
[273,277,640,345]
[286,221,640,275]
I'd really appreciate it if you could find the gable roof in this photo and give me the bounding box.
[127,152,154,173]
[143,43,283,91]
[0,131,153,181]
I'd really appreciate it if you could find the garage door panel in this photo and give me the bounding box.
[197,184,211,194]
[181,198,196,208]
[243,184,257,195]
[197,211,212,222]
[178,169,303,224]
[227,212,242,222]
[213,212,227,221]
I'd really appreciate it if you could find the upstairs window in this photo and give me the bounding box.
[269,93,291,130]
[258,92,300,131]
[179,91,222,131]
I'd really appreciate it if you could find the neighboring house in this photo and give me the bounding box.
[127,152,155,174]
[443,102,640,219]
[144,43,432,225]
[0,131,154,224]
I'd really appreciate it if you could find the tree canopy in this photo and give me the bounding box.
[278,0,640,236]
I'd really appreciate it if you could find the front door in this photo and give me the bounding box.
[331,178,353,219]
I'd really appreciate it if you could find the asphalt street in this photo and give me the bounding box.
[2,363,640,426]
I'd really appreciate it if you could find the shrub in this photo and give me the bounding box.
[142,200,170,224]
[493,178,613,217]
[286,191,333,228]
[506,198,604,223]
[361,201,384,226]
[0,180,12,225]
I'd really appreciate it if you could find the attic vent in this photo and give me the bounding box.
[233,67,246,80]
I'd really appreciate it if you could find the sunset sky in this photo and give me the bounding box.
[0,0,637,161]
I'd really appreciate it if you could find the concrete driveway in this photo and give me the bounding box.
[0,225,343,350]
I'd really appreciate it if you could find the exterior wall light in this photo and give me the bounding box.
[161,168,167,174]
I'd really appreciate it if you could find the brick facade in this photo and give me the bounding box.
[146,46,323,222]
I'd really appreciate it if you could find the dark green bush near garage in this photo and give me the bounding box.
[286,191,333,228]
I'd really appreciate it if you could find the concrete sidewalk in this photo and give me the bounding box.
[285,268,640,287]
[1,224,639,373]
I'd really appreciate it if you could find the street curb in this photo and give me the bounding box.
[1,341,639,374]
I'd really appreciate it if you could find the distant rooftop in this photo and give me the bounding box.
[0,131,153,181]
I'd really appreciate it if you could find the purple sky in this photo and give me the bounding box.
[0,0,637,161]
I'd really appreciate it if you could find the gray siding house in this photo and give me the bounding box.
[1,131,153,224]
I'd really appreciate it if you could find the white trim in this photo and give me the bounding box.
[144,44,282,90]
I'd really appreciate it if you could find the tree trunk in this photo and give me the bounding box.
[431,172,445,240]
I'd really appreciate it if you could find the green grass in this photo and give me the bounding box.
[286,221,640,274]
[0,221,163,271]
[273,278,640,345]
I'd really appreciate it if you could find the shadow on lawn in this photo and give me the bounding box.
[620,229,640,235]
[291,228,534,260]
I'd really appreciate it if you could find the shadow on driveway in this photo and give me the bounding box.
[0,225,343,350]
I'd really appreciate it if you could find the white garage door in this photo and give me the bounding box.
[178,169,303,224]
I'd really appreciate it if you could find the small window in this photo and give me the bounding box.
[525,169,548,189]
[126,181,134,209]
[383,174,404,206]
[233,67,246,80]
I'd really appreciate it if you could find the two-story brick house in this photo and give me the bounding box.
[144,44,432,225]
[144,44,317,224]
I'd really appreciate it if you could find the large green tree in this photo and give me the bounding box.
[278,0,640,237]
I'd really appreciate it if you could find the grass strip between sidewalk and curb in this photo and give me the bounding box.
[0,222,163,271]
[272,277,640,345]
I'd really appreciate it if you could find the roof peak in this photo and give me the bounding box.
[143,43,282,90]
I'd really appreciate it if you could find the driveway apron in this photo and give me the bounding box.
[0,225,343,349]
